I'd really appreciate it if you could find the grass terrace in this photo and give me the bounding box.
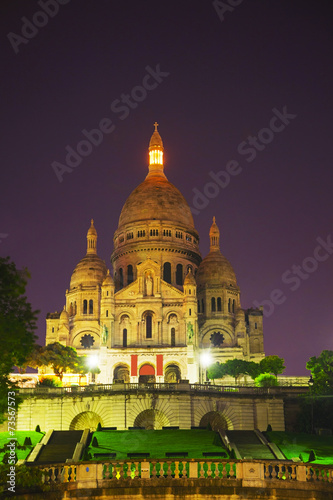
[0,431,44,462]
[84,429,229,461]
[266,431,333,465]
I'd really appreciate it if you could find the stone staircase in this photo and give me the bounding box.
[225,430,278,460]
[35,430,84,464]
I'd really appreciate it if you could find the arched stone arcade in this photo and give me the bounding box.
[69,411,102,431]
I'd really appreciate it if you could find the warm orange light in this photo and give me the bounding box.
[149,149,163,165]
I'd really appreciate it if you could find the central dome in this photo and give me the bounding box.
[118,175,195,229]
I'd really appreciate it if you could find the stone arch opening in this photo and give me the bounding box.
[199,411,229,431]
[134,409,169,430]
[164,364,181,383]
[139,364,155,383]
[69,411,102,431]
[114,364,130,383]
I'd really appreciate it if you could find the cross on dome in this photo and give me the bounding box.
[154,121,159,132]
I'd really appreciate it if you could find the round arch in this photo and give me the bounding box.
[164,363,181,383]
[113,363,130,382]
[200,327,234,348]
[69,411,102,431]
[72,330,100,349]
[199,411,230,431]
[139,363,155,383]
[134,409,169,430]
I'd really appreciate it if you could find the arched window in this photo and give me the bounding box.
[89,299,93,314]
[197,300,201,313]
[189,308,192,316]
[119,268,123,289]
[255,322,257,330]
[106,310,109,317]
[211,297,216,312]
[127,265,133,285]
[83,299,87,314]
[123,328,127,347]
[146,314,152,339]
[176,264,183,285]
[52,327,54,333]
[171,327,175,347]
[217,297,222,312]
[69,302,73,316]
[232,299,235,313]
[228,298,231,313]
[74,301,77,315]
[163,262,171,283]
[201,299,205,314]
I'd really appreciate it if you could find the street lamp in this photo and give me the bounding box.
[87,354,99,384]
[199,350,213,384]
[308,375,314,434]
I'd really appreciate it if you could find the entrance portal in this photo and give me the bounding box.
[139,364,155,383]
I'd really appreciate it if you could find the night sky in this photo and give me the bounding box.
[1,1,332,376]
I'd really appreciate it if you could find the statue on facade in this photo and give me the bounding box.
[145,274,153,296]
[102,324,109,345]
[187,323,194,344]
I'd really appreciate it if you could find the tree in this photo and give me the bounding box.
[207,362,225,380]
[224,359,250,383]
[306,350,333,394]
[207,359,261,383]
[34,342,80,381]
[255,373,279,387]
[259,355,285,377]
[0,257,38,422]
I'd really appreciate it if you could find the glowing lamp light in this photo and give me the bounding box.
[200,351,213,368]
[149,149,163,165]
[87,354,99,369]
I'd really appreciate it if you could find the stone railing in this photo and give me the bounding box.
[38,459,333,488]
[19,382,308,397]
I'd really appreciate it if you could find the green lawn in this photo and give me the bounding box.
[0,431,44,462]
[85,429,229,460]
[266,431,333,465]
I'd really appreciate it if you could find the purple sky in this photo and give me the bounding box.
[1,1,333,376]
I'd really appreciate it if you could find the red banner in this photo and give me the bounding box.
[131,354,138,376]
[156,354,163,376]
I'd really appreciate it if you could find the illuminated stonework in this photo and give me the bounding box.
[45,124,264,384]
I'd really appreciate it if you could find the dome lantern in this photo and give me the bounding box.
[209,216,220,252]
[87,219,97,255]
[148,122,164,177]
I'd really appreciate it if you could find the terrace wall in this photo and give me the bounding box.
[15,384,288,432]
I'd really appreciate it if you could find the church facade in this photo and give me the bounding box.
[45,124,264,385]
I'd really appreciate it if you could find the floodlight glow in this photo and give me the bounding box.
[200,351,212,368]
[87,354,99,369]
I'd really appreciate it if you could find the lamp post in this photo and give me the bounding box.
[308,375,314,434]
[199,350,213,385]
[88,354,99,384]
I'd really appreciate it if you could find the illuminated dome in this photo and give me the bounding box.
[118,123,194,230]
[196,217,237,288]
[118,175,195,229]
[70,220,107,289]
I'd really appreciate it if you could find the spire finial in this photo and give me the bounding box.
[147,122,165,178]
[86,219,97,255]
[209,216,220,252]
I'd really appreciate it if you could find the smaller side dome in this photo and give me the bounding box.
[196,217,237,288]
[184,267,196,286]
[102,269,114,286]
[70,220,107,289]
[59,306,69,325]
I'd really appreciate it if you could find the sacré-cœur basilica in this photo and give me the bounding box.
[45,123,264,386]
